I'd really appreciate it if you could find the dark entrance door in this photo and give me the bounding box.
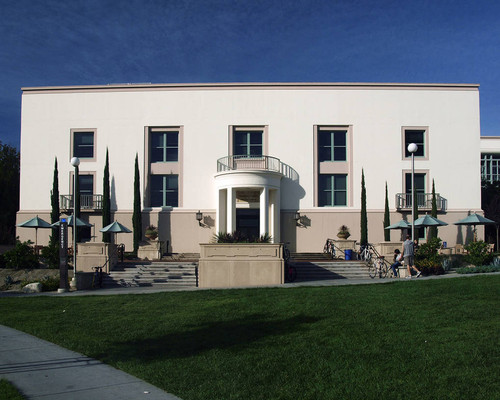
[236,209,260,240]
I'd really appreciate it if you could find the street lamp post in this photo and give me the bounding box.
[407,143,418,241]
[70,157,80,287]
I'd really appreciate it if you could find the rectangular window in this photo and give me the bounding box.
[318,174,347,207]
[73,132,94,158]
[233,130,263,157]
[404,129,425,158]
[405,173,426,207]
[318,130,347,162]
[151,175,178,207]
[79,175,94,196]
[151,131,179,162]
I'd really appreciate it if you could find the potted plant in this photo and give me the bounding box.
[337,225,350,239]
[144,225,158,240]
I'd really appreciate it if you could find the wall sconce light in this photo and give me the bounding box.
[294,212,301,226]
[196,210,203,226]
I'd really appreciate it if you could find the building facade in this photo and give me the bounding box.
[17,82,485,253]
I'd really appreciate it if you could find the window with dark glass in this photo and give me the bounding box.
[151,131,179,162]
[73,132,94,158]
[405,173,426,206]
[318,174,347,207]
[404,130,425,157]
[318,130,347,162]
[233,130,263,157]
[151,175,178,207]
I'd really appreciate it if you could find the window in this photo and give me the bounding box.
[405,173,426,207]
[318,174,347,207]
[404,129,426,158]
[318,130,347,162]
[481,153,500,183]
[151,175,178,207]
[151,131,179,162]
[233,130,263,157]
[73,131,94,158]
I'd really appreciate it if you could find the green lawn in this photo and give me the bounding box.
[1,276,499,400]
[0,379,25,400]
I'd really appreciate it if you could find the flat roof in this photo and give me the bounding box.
[22,82,480,93]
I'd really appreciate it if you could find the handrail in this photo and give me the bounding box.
[395,193,447,211]
[324,238,347,259]
[217,155,299,181]
[60,194,103,210]
[100,243,124,274]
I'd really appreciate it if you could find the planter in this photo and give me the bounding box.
[198,243,284,288]
[337,232,350,240]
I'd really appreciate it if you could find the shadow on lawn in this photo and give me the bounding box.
[98,314,320,362]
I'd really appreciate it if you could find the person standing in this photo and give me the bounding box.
[403,235,421,278]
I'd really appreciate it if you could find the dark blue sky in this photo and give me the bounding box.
[1,0,499,148]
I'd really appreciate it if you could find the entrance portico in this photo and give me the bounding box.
[215,166,283,242]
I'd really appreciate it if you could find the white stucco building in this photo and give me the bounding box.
[17,82,488,253]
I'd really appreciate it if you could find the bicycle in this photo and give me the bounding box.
[283,243,297,282]
[323,238,337,259]
[368,256,388,279]
[357,243,374,263]
[92,266,103,288]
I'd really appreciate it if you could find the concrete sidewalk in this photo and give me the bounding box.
[0,325,181,400]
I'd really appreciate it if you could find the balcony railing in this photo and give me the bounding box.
[395,193,447,212]
[60,194,103,211]
[217,155,299,181]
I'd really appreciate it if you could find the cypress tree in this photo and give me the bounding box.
[360,169,368,246]
[133,154,142,253]
[383,182,390,241]
[49,157,60,246]
[102,148,111,243]
[429,179,438,240]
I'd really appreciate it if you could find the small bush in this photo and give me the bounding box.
[40,242,60,269]
[213,231,272,243]
[415,237,442,274]
[464,240,493,266]
[456,264,500,274]
[3,240,39,269]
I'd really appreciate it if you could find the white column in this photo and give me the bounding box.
[260,187,269,237]
[227,188,236,233]
[270,189,280,243]
[216,189,227,233]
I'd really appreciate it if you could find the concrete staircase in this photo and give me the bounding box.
[290,253,370,281]
[104,261,198,288]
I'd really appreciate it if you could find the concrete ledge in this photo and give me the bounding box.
[199,243,284,288]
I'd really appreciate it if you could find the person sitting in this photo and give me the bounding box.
[390,249,403,277]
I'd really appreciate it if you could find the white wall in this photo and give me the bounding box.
[20,83,481,213]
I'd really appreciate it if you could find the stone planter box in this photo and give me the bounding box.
[137,240,162,260]
[377,241,403,259]
[198,243,284,288]
[333,239,357,252]
[77,242,117,273]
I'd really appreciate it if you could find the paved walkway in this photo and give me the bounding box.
[0,324,181,400]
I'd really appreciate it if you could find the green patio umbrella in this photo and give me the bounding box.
[454,213,497,243]
[17,215,52,248]
[413,215,448,227]
[100,221,132,233]
[50,215,91,228]
[384,220,411,230]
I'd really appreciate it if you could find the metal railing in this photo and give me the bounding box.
[395,193,447,212]
[60,194,103,211]
[217,155,299,181]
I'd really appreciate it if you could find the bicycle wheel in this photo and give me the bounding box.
[379,262,388,278]
[368,259,377,279]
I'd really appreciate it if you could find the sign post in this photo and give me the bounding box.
[58,219,69,293]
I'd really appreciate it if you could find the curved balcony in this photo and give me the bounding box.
[217,155,298,181]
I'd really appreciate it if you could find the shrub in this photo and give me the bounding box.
[464,240,493,266]
[40,242,60,269]
[415,237,442,271]
[2,240,39,269]
[456,264,500,274]
[213,231,272,243]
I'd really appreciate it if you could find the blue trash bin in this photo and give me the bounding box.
[345,249,352,260]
